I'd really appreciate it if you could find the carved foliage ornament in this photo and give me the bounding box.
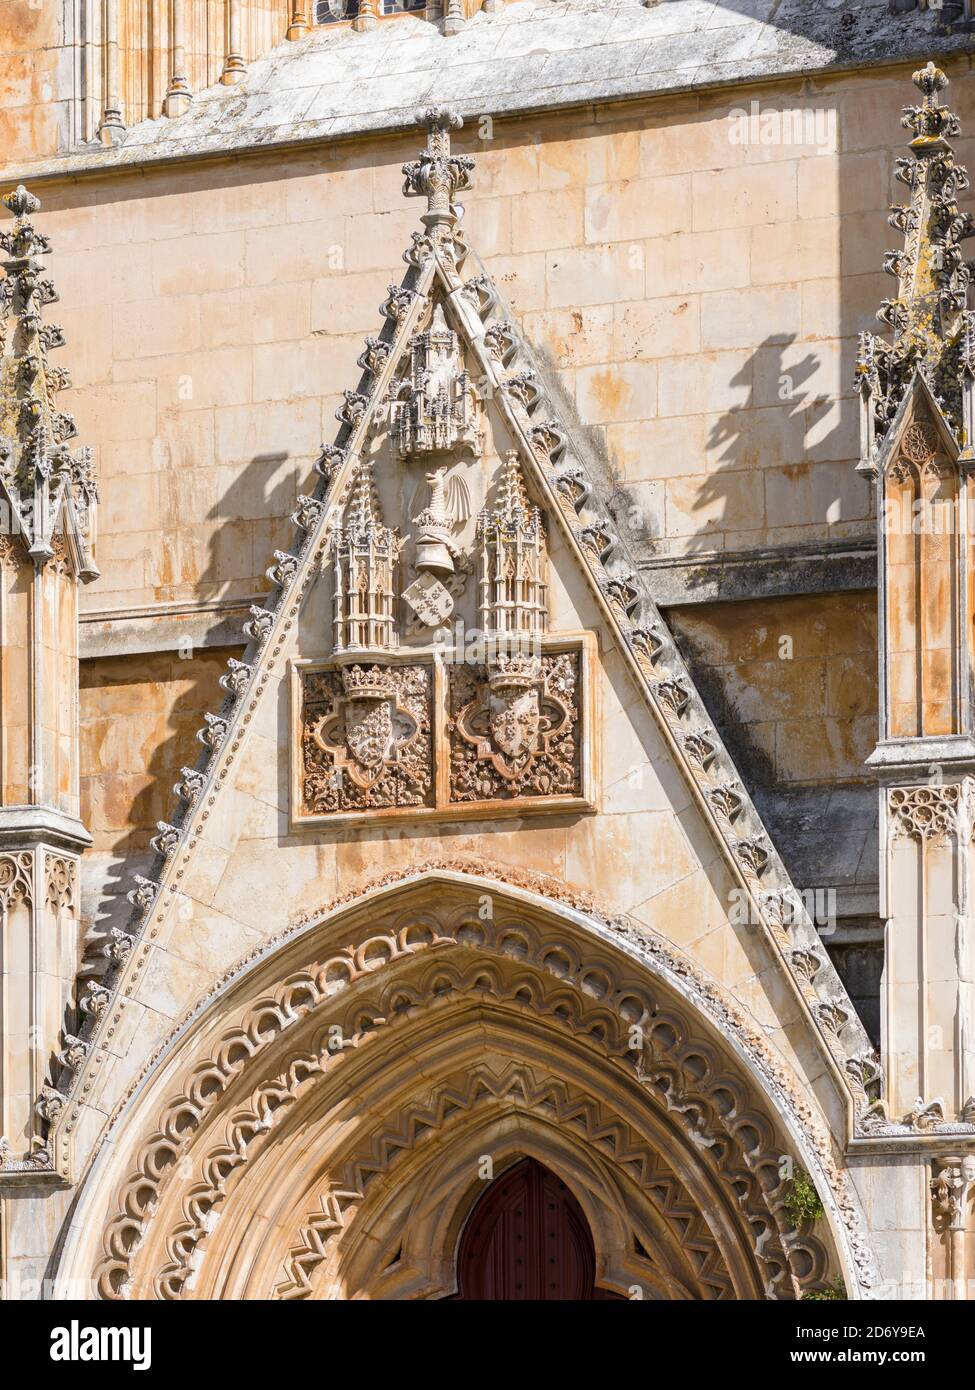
[930,1156,971,1233]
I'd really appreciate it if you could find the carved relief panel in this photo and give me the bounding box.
[292,637,594,827]
[299,662,434,814]
[448,650,582,802]
[298,283,594,827]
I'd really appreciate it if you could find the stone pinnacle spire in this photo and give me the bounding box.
[333,458,398,652]
[855,63,975,465]
[402,107,475,234]
[344,457,384,536]
[498,449,532,520]
[0,184,98,572]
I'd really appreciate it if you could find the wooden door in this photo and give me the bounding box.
[452,1157,620,1300]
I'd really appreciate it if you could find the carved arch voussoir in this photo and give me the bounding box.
[287,1070,741,1303]
[78,876,871,1302]
[150,972,791,1302]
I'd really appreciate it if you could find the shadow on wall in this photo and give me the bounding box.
[72,444,312,997]
[72,643,243,1039]
[680,83,878,559]
[669,46,971,556]
[200,449,299,594]
[79,645,242,859]
[691,332,848,573]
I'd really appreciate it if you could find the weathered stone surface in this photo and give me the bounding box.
[4,17,974,1308]
[1,0,969,180]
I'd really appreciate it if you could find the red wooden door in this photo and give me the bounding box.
[452,1157,617,1300]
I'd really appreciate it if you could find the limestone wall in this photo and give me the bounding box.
[80,647,239,855]
[0,0,70,165]
[15,63,965,618]
[668,592,878,787]
[23,61,965,879]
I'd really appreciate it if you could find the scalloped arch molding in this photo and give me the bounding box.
[52,869,878,1299]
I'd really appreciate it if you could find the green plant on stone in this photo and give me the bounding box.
[802,1277,846,1301]
[783,1167,824,1226]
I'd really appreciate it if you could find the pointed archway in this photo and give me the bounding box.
[51,869,872,1300]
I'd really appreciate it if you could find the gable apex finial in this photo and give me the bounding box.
[402,106,475,234]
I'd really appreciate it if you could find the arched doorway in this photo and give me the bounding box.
[451,1157,622,1300]
[56,873,861,1300]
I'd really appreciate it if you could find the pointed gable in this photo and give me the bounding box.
[44,106,881,1184]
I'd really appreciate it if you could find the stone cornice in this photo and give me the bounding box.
[0,806,92,853]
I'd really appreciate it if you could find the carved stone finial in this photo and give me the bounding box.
[0,183,98,569]
[911,61,949,108]
[402,108,475,231]
[855,64,974,463]
[2,184,40,221]
[475,452,547,637]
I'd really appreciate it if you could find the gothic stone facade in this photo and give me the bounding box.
[1,0,975,1301]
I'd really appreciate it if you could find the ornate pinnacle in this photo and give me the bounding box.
[0,184,98,568]
[886,64,972,335]
[477,450,542,542]
[402,107,475,230]
[345,459,381,532]
[855,64,975,461]
[341,458,397,557]
[2,184,39,219]
[498,450,532,519]
[901,62,957,146]
[0,185,51,281]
